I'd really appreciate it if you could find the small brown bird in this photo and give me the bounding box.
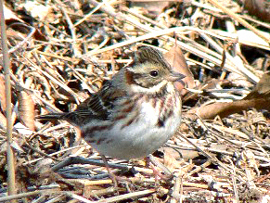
[39,46,185,160]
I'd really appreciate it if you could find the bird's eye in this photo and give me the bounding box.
[150,70,159,77]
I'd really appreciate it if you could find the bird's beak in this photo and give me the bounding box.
[168,71,186,82]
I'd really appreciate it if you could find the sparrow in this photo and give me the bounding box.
[39,46,185,160]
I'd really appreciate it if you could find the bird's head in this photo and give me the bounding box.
[125,46,185,94]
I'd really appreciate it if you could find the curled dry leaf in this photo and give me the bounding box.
[0,75,6,112]
[187,71,270,119]
[160,146,199,172]
[0,111,7,130]
[188,99,270,119]
[3,4,23,24]
[164,45,195,95]
[18,90,35,131]
[244,71,270,100]
[244,0,270,23]
[159,147,181,172]
[129,1,170,15]
[3,4,47,42]
[4,3,47,42]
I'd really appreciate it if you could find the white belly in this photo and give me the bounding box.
[83,95,182,159]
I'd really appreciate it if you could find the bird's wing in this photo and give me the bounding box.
[62,80,125,126]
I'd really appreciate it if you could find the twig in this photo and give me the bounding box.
[74,0,107,27]
[207,0,270,44]
[86,1,259,82]
[58,1,81,57]
[93,189,155,202]
[4,23,36,55]
[0,0,16,197]
[65,192,95,203]
[0,189,60,202]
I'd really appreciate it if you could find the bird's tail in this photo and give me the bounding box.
[37,112,82,126]
[36,113,65,120]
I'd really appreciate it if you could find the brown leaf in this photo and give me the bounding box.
[244,71,270,100]
[164,45,195,94]
[3,4,24,24]
[0,111,7,130]
[129,1,170,15]
[3,4,47,41]
[0,75,6,112]
[187,99,270,119]
[18,91,35,131]
[187,71,270,119]
[244,0,270,23]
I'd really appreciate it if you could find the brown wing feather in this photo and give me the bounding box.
[61,80,126,126]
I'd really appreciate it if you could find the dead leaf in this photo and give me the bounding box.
[0,111,7,130]
[164,44,195,94]
[0,75,6,112]
[3,4,24,24]
[244,71,270,99]
[18,91,35,131]
[3,4,47,41]
[186,71,270,119]
[129,1,170,15]
[187,99,270,119]
[244,0,270,23]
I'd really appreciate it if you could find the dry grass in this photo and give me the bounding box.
[1,0,270,202]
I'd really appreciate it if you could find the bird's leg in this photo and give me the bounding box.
[101,155,119,187]
[146,154,173,180]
